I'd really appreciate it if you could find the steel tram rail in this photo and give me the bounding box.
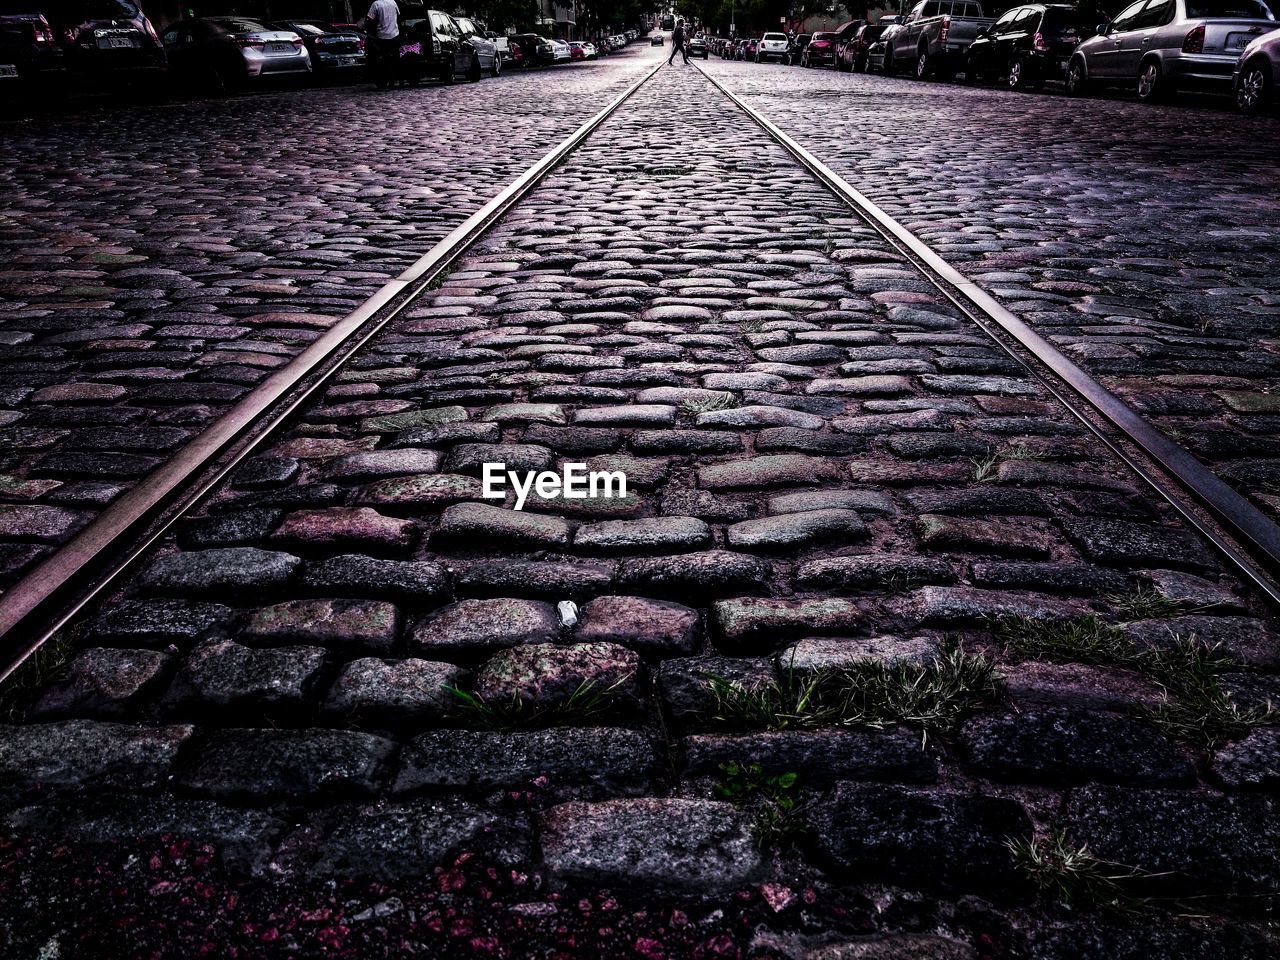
[693,59,1280,608]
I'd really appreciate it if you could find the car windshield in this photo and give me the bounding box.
[1186,0,1274,15]
[209,18,269,33]
[284,22,324,35]
[812,32,833,40]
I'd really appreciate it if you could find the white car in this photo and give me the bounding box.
[756,31,791,63]
[550,38,571,62]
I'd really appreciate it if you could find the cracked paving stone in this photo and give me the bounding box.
[434,501,572,549]
[408,598,559,656]
[960,707,1194,787]
[779,635,943,672]
[30,648,172,719]
[1064,785,1280,896]
[324,658,464,725]
[699,454,840,490]
[714,597,862,652]
[178,728,396,802]
[474,641,640,711]
[300,555,451,603]
[356,474,484,513]
[393,727,656,794]
[1064,518,1215,570]
[574,595,699,656]
[811,783,1031,896]
[0,504,89,543]
[574,516,711,554]
[1211,729,1280,791]
[0,720,193,797]
[82,599,238,646]
[539,798,762,892]
[616,551,771,600]
[243,598,400,652]
[303,800,528,880]
[169,638,328,710]
[727,508,867,551]
[684,730,937,785]
[271,507,417,555]
[454,559,613,599]
[138,547,301,598]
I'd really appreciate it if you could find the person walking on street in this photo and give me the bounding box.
[364,0,401,89]
[668,20,689,65]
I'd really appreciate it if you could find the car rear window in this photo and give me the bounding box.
[1186,0,1274,15]
[763,32,786,40]
[1040,7,1085,31]
[210,18,268,32]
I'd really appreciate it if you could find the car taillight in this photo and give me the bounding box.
[1033,30,1047,51]
[237,35,265,48]
[33,24,54,44]
[1182,23,1204,53]
[355,36,365,51]
[939,15,950,44]
[291,35,304,47]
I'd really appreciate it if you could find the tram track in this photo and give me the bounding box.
[2,52,1278,684]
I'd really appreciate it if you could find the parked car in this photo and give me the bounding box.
[965,4,1084,88]
[452,15,500,76]
[162,18,308,91]
[0,7,63,90]
[742,37,759,59]
[510,32,554,66]
[803,31,838,66]
[479,27,510,63]
[790,32,811,63]
[270,19,364,79]
[398,8,487,83]
[756,31,790,61]
[825,19,862,68]
[651,32,664,45]
[549,38,570,62]
[836,21,889,71]
[866,35,892,71]
[4,0,165,86]
[1234,24,1279,109]
[886,0,993,79]
[689,34,709,57]
[1066,0,1276,101]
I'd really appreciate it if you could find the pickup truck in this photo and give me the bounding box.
[886,0,994,79]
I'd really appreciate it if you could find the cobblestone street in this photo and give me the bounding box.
[1,35,1279,960]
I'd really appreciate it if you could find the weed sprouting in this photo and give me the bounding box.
[448,678,626,730]
[970,453,1000,484]
[1008,830,1152,912]
[0,631,76,722]
[681,393,739,416]
[714,761,810,849]
[991,614,1130,665]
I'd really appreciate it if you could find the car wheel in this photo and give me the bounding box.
[1136,57,1171,102]
[855,55,867,73]
[491,54,501,77]
[1008,56,1028,90]
[441,62,456,84]
[915,48,931,80]
[1235,58,1270,113]
[1064,56,1088,96]
[468,55,482,82]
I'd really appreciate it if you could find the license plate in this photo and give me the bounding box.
[338,56,357,66]
[1225,33,1250,50]
[99,36,136,49]
[399,42,421,56]
[0,64,17,78]
[268,42,293,53]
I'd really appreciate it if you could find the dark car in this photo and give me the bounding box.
[162,17,309,92]
[510,32,555,66]
[688,34,709,57]
[0,4,62,90]
[790,32,811,63]
[398,8,488,83]
[1,0,163,86]
[966,4,1084,88]
[836,22,887,71]
[270,19,365,78]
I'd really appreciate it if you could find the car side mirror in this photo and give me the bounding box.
[1096,21,1110,35]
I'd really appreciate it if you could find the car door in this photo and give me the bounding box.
[1001,7,1038,71]
[1114,0,1174,75]
[897,1,929,63]
[1090,0,1146,76]
[161,22,194,77]
[978,7,1021,72]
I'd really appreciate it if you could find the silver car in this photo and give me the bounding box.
[1234,24,1280,109]
[1065,0,1277,102]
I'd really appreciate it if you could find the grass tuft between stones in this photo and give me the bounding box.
[679,393,739,416]
[446,678,626,730]
[992,615,1277,746]
[0,630,76,722]
[703,643,998,741]
[1007,829,1155,914]
[713,761,810,850]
